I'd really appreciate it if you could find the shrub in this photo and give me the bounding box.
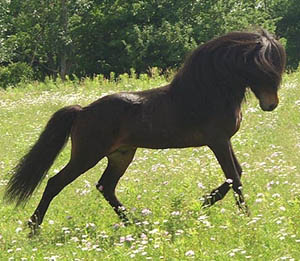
[0,62,33,89]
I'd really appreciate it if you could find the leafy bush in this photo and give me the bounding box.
[0,62,34,89]
[0,0,296,80]
[276,0,300,70]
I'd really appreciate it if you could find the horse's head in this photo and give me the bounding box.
[249,85,279,111]
[170,29,286,112]
[243,30,286,111]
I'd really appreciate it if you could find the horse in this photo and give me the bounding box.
[4,29,286,232]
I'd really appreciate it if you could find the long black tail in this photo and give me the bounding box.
[4,105,81,206]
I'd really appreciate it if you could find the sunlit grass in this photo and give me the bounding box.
[0,71,299,260]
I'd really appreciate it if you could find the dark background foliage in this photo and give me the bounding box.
[0,0,298,88]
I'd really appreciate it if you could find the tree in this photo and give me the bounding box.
[1,0,91,79]
[275,0,300,69]
[0,0,13,64]
[0,0,295,82]
[72,0,280,77]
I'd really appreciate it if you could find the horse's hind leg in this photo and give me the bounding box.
[28,155,103,232]
[28,163,78,231]
[96,147,136,223]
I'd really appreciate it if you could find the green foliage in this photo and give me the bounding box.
[0,0,92,79]
[276,0,300,69]
[71,0,280,76]
[0,0,12,63]
[70,0,198,76]
[0,62,33,89]
[0,0,298,80]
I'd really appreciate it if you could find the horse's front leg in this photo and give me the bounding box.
[202,139,249,215]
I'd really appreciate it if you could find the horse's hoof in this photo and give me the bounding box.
[201,195,213,208]
[27,218,40,237]
[243,205,251,217]
[236,202,251,217]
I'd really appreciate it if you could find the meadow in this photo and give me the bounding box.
[0,70,299,260]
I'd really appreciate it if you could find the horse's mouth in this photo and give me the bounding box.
[258,91,279,111]
[259,101,278,111]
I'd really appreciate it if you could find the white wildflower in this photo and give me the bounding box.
[15,227,22,233]
[185,250,195,257]
[141,208,152,216]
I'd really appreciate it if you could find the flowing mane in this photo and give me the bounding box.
[170,29,286,113]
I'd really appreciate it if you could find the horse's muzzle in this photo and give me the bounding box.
[259,92,279,111]
[260,101,278,111]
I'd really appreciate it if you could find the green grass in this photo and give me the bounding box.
[0,71,300,260]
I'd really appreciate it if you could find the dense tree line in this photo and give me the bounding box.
[0,0,298,88]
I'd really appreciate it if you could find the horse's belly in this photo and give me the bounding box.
[127,129,206,149]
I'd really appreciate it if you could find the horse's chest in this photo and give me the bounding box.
[220,109,243,138]
[197,109,243,141]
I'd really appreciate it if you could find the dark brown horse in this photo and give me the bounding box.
[4,29,286,231]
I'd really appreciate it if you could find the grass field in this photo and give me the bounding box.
[0,71,300,260]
